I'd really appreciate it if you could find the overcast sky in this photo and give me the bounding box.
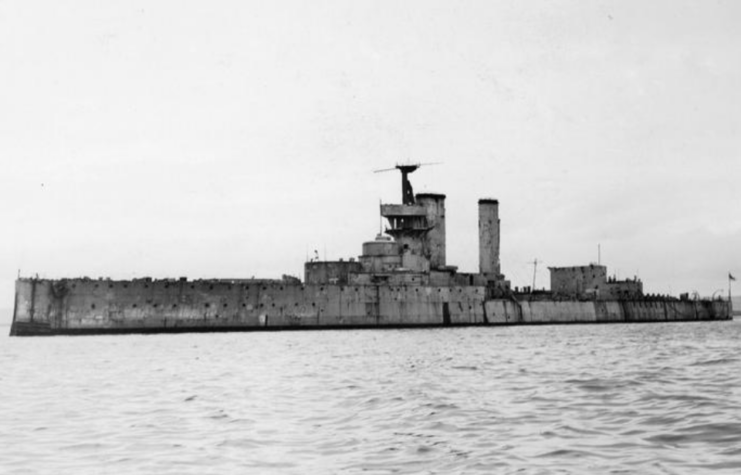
[1,0,740,309]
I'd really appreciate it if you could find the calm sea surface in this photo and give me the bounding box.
[1,321,740,474]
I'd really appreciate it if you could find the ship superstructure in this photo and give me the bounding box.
[305,164,510,293]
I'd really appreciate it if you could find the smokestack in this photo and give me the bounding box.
[478,199,500,276]
[416,193,446,269]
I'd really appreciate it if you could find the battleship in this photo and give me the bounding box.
[10,165,731,336]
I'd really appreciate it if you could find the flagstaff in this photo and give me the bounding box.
[730,272,736,315]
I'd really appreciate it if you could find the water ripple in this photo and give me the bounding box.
[1,321,741,474]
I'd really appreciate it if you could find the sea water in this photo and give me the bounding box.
[1,321,740,474]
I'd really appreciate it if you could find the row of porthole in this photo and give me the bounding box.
[92,302,321,310]
[90,301,476,311]
[87,289,480,311]
[87,283,296,292]
[86,289,477,311]
[81,284,479,294]
[92,300,477,311]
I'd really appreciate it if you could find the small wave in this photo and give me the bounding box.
[416,445,436,454]
[565,377,642,392]
[644,432,693,446]
[690,357,739,366]
[689,461,741,471]
[217,438,264,449]
[555,424,607,436]
[646,422,741,446]
[638,415,685,426]
[639,393,713,403]
[718,446,741,456]
[536,448,596,458]
[678,422,741,443]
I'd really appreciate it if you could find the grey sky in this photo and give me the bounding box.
[2,0,740,307]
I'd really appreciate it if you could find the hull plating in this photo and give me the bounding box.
[11,278,731,336]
